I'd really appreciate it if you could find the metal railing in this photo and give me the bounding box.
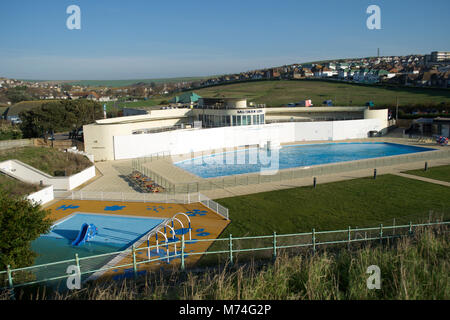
[1,220,447,294]
[54,191,229,220]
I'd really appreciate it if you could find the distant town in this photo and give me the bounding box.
[0,51,449,106]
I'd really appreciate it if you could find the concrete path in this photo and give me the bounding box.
[393,172,450,187]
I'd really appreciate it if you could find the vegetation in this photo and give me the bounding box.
[215,174,450,237]
[59,76,210,88]
[7,226,448,300]
[0,175,41,197]
[0,147,92,176]
[0,121,22,141]
[0,193,52,270]
[405,165,450,183]
[185,80,450,110]
[19,100,103,139]
[4,86,35,104]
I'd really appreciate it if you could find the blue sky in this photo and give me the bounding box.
[0,0,449,80]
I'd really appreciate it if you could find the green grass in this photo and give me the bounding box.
[405,165,450,183]
[0,174,41,197]
[103,99,168,112]
[186,80,450,107]
[0,147,92,176]
[215,174,450,237]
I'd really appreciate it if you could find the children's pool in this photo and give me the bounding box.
[174,142,435,178]
[32,213,164,265]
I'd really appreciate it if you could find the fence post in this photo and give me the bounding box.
[75,253,80,273]
[347,226,351,249]
[132,245,137,279]
[273,232,277,260]
[409,221,413,235]
[229,234,233,265]
[379,224,383,244]
[181,235,185,271]
[312,228,316,254]
[6,265,15,300]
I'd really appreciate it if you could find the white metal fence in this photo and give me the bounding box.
[54,191,229,220]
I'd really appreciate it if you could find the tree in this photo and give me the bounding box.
[19,99,103,139]
[0,193,52,269]
[5,86,34,104]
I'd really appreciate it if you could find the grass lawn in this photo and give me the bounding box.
[104,80,450,111]
[405,165,450,183]
[0,174,41,197]
[0,147,92,176]
[215,174,450,237]
[187,80,450,107]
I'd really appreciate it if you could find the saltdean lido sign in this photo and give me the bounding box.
[236,109,264,114]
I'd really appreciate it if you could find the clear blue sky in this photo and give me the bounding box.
[0,0,449,80]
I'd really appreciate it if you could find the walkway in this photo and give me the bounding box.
[393,172,450,187]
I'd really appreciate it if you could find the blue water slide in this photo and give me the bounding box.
[72,223,98,246]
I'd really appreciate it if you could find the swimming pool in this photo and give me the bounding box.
[32,213,164,265]
[174,142,435,178]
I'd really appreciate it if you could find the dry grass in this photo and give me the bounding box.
[0,174,41,197]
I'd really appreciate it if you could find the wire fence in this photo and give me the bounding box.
[1,219,448,295]
[132,148,450,194]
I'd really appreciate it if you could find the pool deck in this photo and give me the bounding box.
[44,199,230,281]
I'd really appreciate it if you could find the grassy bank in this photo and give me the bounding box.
[189,80,450,107]
[215,175,450,237]
[103,80,450,111]
[0,174,41,197]
[7,226,448,300]
[0,147,92,176]
[405,164,450,183]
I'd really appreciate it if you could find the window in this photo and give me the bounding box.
[253,115,257,125]
[232,115,237,126]
[247,115,251,125]
[237,115,242,126]
[242,115,247,125]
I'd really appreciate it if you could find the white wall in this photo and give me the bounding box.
[27,185,54,205]
[0,160,96,191]
[113,119,383,160]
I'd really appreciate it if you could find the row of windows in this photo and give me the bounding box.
[199,114,265,127]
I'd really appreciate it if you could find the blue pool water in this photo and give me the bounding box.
[175,142,435,178]
[32,213,164,265]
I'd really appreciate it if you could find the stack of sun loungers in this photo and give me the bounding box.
[128,170,165,193]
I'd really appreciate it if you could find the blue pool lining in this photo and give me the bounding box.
[173,142,436,165]
[85,217,170,282]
